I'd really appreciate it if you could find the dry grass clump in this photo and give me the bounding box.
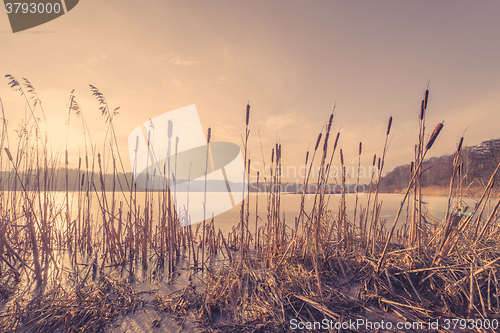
[199,263,281,324]
[152,259,295,331]
[166,86,500,332]
[3,77,500,332]
[0,274,144,332]
[0,281,14,301]
[154,284,199,314]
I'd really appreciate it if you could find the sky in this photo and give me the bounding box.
[1,0,500,184]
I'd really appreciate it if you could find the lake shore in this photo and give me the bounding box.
[391,185,500,197]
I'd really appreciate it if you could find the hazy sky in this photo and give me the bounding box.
[2,1,500,183]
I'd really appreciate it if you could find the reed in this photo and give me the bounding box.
[366,116,392,255]
[2,78,500,333]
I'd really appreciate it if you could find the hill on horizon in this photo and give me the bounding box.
[379,137,500,193]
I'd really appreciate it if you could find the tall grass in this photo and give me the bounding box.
[2,77,500,332]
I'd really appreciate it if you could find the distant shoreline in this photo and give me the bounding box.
[389,185,500,197]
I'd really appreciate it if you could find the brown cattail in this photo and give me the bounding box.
[410,161,414,174]
[305,151,309,165]
[377,158,381,170]
[333,132,340,150]
[425,122,444,150]
[207,127,211,144]
[248,159,251,173]
[314,133,322,151]
[386,116,393,135]
[457,137,464,153]
[4,148,13,161]
[359,142,362,155]
[168,119,173,138]
[323,132,329,152]
[420,100,425,120]
[372,154,376,166]
[246,103,250,126]
[340,149,344,165]
[327,113,333,133]
[271,148,274,163]
[424,89,429,109]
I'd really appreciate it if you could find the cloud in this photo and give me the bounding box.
[159,53,199,66]
[213,75,227,84]
[264,114,296,131]
[87,54,107,65]
[212,123,238,142]
[171,77,182,88]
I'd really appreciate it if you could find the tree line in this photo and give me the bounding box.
[379,138,500,192]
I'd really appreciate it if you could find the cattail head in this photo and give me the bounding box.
[207,127,211,144]
[387,116,393,136]
[333,132,340,150]
[4,148,13,161]
[168,120,173,139]
[246,102,250,126]
[457,137,463,153]
[424,89,429,109]
[359,142,362,155]
[314,133,322,151]
[271,148,274,163]
[425,122,444,150]
[340,149,344,165]
[420,100,425,120]
[327,113,333,133]
[305,151,309,165]
[377,157,381,170]
[323,132,329,152]
[372,154,376,166]
[410,161,414,174]
[248,159,251,173]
